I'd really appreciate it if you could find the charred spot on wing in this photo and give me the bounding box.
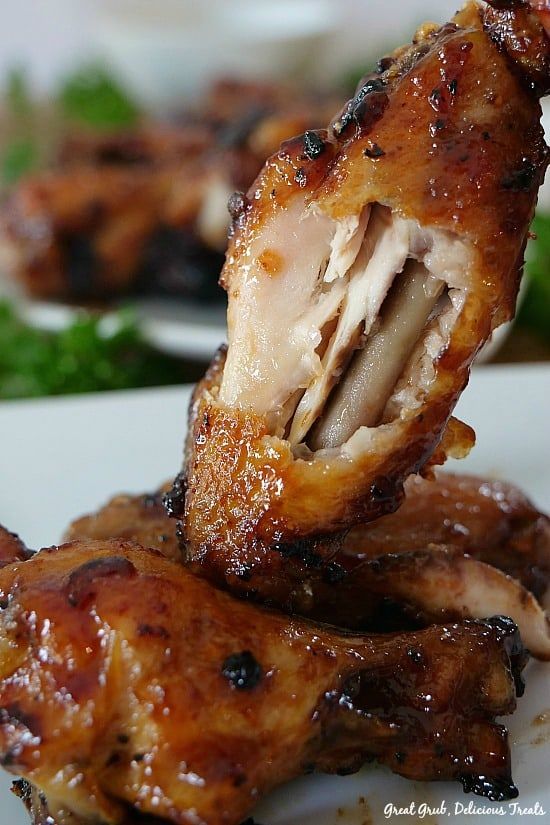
[66,555,137,608]
[363,142,386,159]
[163,472,187,519]
[137,623,170,639]
[501,158,538,191]
[11,778,33,803]
[370,476,403,508]
[407,647,425,665]
[460,773,519,802]
[272,537,325,570]
[294,166,308,187]
[377,55,395,73]
[222,651,262,690]
[332,78,389,137]
[302,130,326,160]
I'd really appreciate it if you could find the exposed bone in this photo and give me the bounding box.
[310,261,444,449]
[289,207,410,445]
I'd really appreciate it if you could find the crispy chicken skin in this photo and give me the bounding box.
[180,2,549,579]
[1,80,336,302]
[65,472,550,658]
[0,541,527,825]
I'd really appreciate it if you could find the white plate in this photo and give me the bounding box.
[0,364,549,824]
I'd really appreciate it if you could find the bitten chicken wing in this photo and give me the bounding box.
[179,2,549,587]
[0,540,527,825]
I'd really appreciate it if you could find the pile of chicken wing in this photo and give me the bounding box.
[1,2,549,824]
[1,79,337,304]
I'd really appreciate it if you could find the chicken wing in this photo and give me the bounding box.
[65,486,180,562]
[344,473,550,598]
[65,472,550,657]
[0,540,526,825]
[180,2,549,585]
[1,80,336,303]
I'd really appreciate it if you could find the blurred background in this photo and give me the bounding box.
[0,0,548,400]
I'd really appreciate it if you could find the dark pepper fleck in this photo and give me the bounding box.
[407,647,424,664]
[137,623,169,639]
[294,167,307,187]
[303,130,326,160]
[105,752,120,768]
[501,159,537,192]
[449,78,458,95]
[430,118,446,136]
[364,143,385,159]
[429,87,443,109]
[324,562,347,583]
[222,651,262,690]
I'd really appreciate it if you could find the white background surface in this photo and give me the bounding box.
[0,0,460,96]
[0,364,548,823]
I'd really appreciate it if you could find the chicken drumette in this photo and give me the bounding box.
[0,539,527,825]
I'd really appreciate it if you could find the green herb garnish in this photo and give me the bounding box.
[517,212,550,343]
[58,65,139,129]
[2,138,37,184]
[0,302,193,400]
[5,66,32,117]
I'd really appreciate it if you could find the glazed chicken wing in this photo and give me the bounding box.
[0,540,527,825]
[1,80,336,302]
[65,471,550,658]
[67,473,550,595]
[180,2,549,587]
[65,485,181,562]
